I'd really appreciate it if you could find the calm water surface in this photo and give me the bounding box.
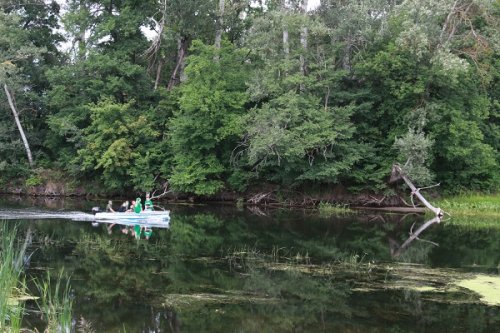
[1,196,499,332]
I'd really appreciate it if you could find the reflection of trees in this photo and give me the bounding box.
[161,257,353,332]
[12,208,500,332]
[242,264,352,331]
[429,216,500,270]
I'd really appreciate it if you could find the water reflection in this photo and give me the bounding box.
[1,197,499,332]
[390,216,441,258]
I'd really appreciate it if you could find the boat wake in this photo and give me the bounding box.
[0,209,96,221]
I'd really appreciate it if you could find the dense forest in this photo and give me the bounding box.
[0,0,498,197]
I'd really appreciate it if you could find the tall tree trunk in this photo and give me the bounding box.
[167,37,189,91]
[283,30,289,56]
[282,1,289,57]
[154,59,164,91]
[299,0,308,91]
[3,84,34,167]
[342,33,352,71]
[77,0,87,61]
[214,0,225,50]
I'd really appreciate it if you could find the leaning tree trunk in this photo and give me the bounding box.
[391,164,443,217]
[4,84,34,167]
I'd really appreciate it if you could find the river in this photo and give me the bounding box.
[1,195,499,332]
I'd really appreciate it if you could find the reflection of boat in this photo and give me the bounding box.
[94,211,170,228]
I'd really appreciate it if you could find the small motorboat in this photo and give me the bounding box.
[94,211,170,227]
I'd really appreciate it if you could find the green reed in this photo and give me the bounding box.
[317,202,354,216]
[1,223,75,332]
[436,193,500,222]
[0,224,26,333]
[33,269,73,333]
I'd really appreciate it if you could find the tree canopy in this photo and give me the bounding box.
[0,0,498,195]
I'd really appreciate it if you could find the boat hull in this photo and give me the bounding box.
[95,211,170,226]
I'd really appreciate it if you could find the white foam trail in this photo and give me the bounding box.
[0,209,96,221]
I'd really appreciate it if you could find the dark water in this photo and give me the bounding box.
[1,196,499,332]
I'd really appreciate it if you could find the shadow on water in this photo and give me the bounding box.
[0,195,499,332]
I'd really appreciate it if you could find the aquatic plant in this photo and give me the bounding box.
[436,194,500,218]
[33,269,73,333]
[77,316,96,333]
[455,275,500,306]
[0,224,26,332]
[223,245,315,271]
[317,202,354,216]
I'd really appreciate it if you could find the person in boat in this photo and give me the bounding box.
[144,193,153,211]
[127,200,135,212]
[117,200,128,212]
[134,198,142,213]
[106,200,115,212]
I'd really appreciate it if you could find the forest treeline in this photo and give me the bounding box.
[0,0,498,196]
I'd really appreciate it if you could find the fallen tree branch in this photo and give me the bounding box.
[150,181,172,200]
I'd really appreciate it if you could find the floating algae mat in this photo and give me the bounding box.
[455,275,500,306]
[247,261,500,307]
[163,292,277,309]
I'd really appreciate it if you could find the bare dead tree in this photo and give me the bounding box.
[150,181,172,200]
[391,164,444,217]
[143,0,167,90]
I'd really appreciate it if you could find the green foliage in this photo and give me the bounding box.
[169,40,249,195]
[76,99,159,191]
[394,128,434,187]
[317,202,354,216]
[1,0,498,195]
[25,175,42,187]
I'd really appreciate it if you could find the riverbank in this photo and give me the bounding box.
[1,173,498,215]
[0,183,418,210]
[435,194,500,218]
